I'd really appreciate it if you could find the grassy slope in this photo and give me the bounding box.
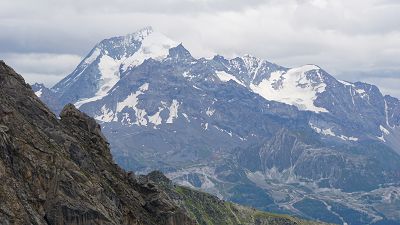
[174,186,332,225]
[146,172,333,225]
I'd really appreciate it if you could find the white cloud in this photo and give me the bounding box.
[1,53,82,86]
[22,73,68,87]
[0,0,399,97]
[361,77,400,98]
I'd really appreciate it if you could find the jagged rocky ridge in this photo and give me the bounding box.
[32,27,400,224]
[0,61,332,225]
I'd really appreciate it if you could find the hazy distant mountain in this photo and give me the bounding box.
[33,27,400,225]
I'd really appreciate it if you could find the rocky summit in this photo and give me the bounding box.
[0,61,331,225]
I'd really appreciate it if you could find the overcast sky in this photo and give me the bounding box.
[1,0,399,97]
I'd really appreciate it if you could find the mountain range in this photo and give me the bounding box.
[0,60,330,225]
[32,26,400,225]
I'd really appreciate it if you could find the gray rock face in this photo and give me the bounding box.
[34,28,400,225]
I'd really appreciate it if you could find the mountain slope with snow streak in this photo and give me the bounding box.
[52,26,177,109]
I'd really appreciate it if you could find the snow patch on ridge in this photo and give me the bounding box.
[97,55,121,96]
[215,71,245,86]
[75,55,123,108]
[249,65,328,113]
[182,71,197,79]
[338,80,354,87]
[95,105,115,122]
[206,107,215,117]
[182,113,190,122]
[378,125,391,142]
[34,89,42,98]
[380,125,390,135]
[115,83,149,126]
[84,47,101,66]
[166,100,180,123]
[310,123,358,142]
[148,107,164,127]
[98,95,183,127]
[355,88,369,99]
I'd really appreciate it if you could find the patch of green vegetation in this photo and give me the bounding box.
[229,184,274,209]
[146,172,332,225]
[174,186,239,225]
[171,185,333,225]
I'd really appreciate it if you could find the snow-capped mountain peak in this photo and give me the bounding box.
[120,28,177,71]
[123,26,154,44]
[53,27,178,108]
[50,27,394,117]
[210,55,328,113]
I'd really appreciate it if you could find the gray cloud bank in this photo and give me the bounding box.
[0,0,399,97]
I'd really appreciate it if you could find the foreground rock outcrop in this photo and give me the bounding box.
[0,60,330,225]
